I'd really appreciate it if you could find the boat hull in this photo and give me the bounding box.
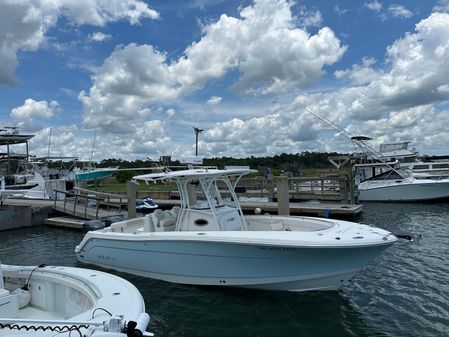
[74,169,115,182]
[76,237,391,292]
[359,180,449,201]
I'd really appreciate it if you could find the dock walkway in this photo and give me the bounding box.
[154,199,362,218]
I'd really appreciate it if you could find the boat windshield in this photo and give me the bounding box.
[364,169,404,181]
[190,179,226,209]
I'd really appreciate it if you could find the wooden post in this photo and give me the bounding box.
[127,180,137,219]
[277,176,290,216]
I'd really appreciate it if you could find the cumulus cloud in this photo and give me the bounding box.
[297,7,323,29]
[193,12,449,156]
[80,0,346,132]
[59,0,159,26]
[388,4,413,18]
[206,96,222,105]
[166,108,176,117]
[88,32,111,42]
[10,99,59,132]
[335,57,382,85]
[0,0,158,86]
[365,0,383,13]
[433,0,449,13]
[366,1,413,20]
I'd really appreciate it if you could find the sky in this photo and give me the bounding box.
[1,0,449,161]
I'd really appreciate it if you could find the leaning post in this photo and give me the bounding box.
[127,180,137,219]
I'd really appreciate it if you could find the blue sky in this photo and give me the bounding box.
[1,0,449,160]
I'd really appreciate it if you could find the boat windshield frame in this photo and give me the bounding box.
[133,168,253,231]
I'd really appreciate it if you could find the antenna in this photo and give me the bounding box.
[47,128,52,158]
[304,107,401,173]
[90,130,97,162]
[193,127,204,156]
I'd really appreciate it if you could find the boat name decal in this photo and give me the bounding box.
[97,254,117,262]
[258,246,297,251]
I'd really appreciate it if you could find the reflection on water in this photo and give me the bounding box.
[1,202,449,336]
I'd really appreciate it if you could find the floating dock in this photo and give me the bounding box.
[154,199,362,219]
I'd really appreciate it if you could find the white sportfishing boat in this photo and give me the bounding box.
[379,142,449,179]
[354,162,449,201]
[351,137,449,202]
[75,167,401,292]
[0,263,152,336]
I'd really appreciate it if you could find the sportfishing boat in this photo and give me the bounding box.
[0,263,151,336]
[379,142,449,179]
[351,137,449,202]
[75,167,400,292]
[354,162,449,201]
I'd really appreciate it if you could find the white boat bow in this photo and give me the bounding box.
[0,263,152,336]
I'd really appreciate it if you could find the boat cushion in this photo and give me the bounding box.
[0,288,10,298]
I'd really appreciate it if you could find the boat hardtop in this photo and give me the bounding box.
[133,167,257,182]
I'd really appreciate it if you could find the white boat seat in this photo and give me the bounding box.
[0,288,10,298]
[0,289,19,318]
[160,217,176,229]
[143,215,155,232]
[168,206,180,219]
[270,222,284,231]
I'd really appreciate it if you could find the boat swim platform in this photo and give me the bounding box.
[45,216,86,230]
[153,199,363,219]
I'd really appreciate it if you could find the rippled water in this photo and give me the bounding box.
[1,203,448,337]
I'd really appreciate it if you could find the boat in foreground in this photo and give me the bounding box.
[76,167,398,292]
[0,263,151,336]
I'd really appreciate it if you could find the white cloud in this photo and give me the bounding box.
[10,99,59,132]
[388,4,413,18]
[88,32,111,42]
[334,5,349,15]
[58,0,159,26]
[80,0,346,132]
[206,96,222,105]
[366,1,413,20]
[166,108,176,117]
[297,7,323,29]
[365,0,383,13]
[192,12,449,157]
[0,0,159,86]
[335,57,382,85]
[433,0,449,13]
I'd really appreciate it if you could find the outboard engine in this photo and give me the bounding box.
[104,215,125,227]
[82,220,104,233]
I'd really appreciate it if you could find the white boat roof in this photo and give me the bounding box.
[133,167,256,182]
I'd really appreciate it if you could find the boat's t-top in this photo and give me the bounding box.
[133,168,256,232]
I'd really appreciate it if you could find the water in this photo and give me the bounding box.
[1,202,449,337]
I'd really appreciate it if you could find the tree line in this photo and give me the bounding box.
[99,152,343,182]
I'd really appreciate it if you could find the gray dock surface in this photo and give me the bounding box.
[154,199,362,218]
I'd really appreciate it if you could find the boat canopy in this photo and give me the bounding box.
[133,168,256,184]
